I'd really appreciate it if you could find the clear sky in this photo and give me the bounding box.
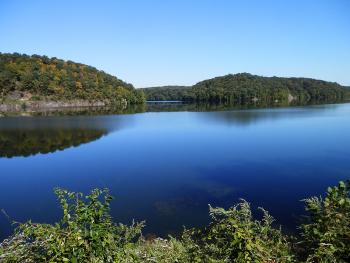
[0,0,349,87]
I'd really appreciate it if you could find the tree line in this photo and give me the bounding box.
[143,73,350,104]
[0,53,145,104]
[1,53,349,108]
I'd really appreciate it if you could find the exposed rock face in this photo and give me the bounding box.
[5,91,33,101]
[288,94,295,103]
[0,100,118,112]
[5,91,22,100]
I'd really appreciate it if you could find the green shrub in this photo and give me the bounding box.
[1,180,349,262]
[300,180,350,262]
[182,200,295,263]
[126,237,188,263]
[0,188,144,263]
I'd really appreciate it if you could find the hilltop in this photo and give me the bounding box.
[0,53,144,111]
[143,73,349,104]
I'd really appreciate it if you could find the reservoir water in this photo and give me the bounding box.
[1,103,350,240]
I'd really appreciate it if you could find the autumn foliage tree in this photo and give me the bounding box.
[0,52,145,104]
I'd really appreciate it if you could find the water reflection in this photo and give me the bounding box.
[0,129,106,158]
[0,115,134,158]
[145,100,346,113]
[195,105,339,126]
[0,104,147,117]
[0,102,345,158]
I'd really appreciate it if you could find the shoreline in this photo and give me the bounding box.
[0,99,127,113]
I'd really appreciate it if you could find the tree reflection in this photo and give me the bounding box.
[0,112,135,158]
[0,129,106,158]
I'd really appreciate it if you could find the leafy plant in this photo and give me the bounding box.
[300,180,350,262]
[182,200,295,263]
[0,188,144,262]
[1,181,350,262]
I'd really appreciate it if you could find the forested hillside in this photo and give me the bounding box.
[141,85,190,101]
[144,73,349,104]
[1,53,348,107]
[0,53,144,104]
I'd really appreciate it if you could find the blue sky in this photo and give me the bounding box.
[0,0,349,87]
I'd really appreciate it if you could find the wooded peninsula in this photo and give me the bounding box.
[143,74,350,104]
[0,53,144,111]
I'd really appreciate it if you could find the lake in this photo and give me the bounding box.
[1,102,350,240]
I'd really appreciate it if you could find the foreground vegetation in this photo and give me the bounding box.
[143,73,350,104]
[0,53,144,105]
[0,180,349,262]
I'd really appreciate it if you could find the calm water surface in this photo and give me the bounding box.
[1,103,350,240]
